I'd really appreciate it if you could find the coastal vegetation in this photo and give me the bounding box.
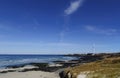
[63,56,120,78]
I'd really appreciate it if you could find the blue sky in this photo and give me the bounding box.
[0,0,120,54]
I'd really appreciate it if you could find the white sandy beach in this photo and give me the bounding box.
[0,65,88,78]
[0,71,60,78]
[0,65,60,78]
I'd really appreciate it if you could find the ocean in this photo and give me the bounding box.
[0,54,77,68]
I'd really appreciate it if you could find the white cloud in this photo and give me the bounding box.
[85,25,96,31]
[64,0,84,15]
[85,25,118,35]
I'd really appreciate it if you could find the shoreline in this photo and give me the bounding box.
[0,64,61,78]
[0,71,60,78]
[0,55,80,78]
[0,52,119,78]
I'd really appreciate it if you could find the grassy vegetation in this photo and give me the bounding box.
[65,57,120,78]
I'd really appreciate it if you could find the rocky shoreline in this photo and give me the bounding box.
[0,52,120,78]
[60,52,120,78]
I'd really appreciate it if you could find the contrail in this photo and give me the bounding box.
[60,16,70,42]
[60,0,84,42]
